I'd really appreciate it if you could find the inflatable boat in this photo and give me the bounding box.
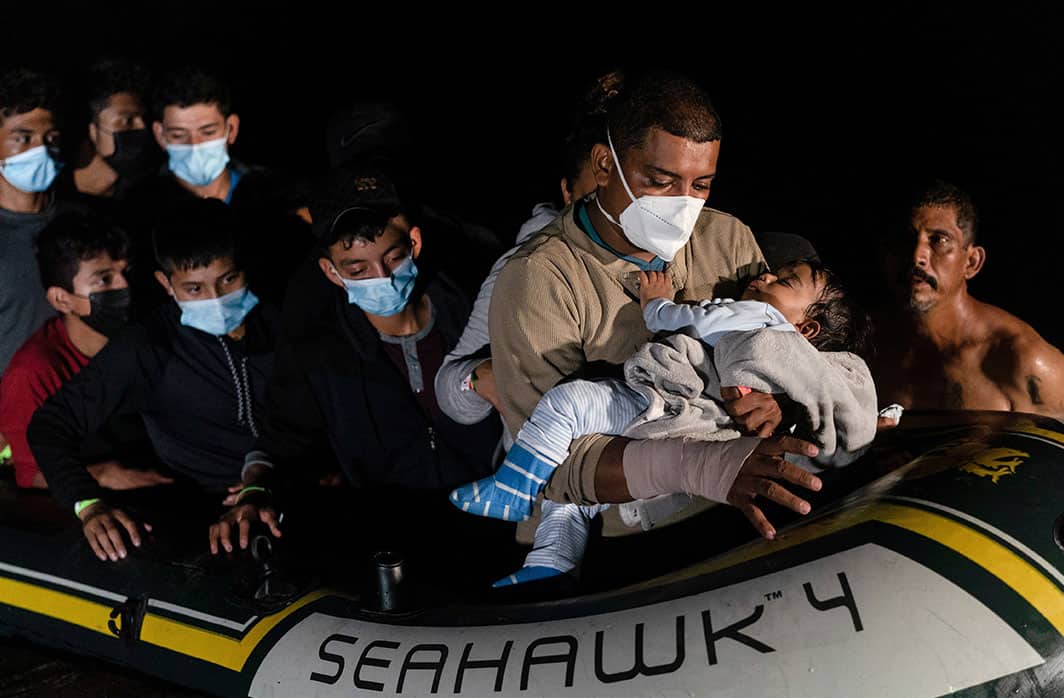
[0,410,1061,697]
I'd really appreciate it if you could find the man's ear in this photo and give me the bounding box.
[317,256,345,289]
[589,142,613,188]
[46,286,74,315]
[559,177,573,207]
[964,244,986,280]
[152,121,166,150]
[225,114,240,145]
[409,226,423,259]
[798,319,821,341]
[88,122,99,148]
[153,270,175,296]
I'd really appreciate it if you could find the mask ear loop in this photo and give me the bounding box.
[606,128,639,204]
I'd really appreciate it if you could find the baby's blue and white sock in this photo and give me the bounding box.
[449,442,559,521]
[450,379,645,522]
[493,500,610,587]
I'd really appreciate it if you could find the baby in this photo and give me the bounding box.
[452,259,874,586]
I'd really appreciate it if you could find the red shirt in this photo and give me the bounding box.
[0,317,89,487]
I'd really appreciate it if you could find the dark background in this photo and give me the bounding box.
[0,8,1061,694]
[6,4,1062,346]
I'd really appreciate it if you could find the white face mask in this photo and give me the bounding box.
[595,129,706,262]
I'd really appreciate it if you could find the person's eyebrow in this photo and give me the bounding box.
[646,165,715,180]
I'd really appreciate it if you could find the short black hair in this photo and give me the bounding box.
[607,70,721,155]
[35,212,129,292]
[85,58,151,120]
[909,179,979,244]
[152,66,232,122]
[0,67,60,126]
[800,258,873,359]
[153,198,240,276]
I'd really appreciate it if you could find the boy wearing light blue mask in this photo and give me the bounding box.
[151,67,241,202]
[29,198,282,564]
[119,66,311,316]
[208,175,501,566]
[0,67,64,376]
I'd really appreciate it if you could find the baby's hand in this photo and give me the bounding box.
[639,271,673,309]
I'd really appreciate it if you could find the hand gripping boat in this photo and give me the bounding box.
[0,410,1061,697]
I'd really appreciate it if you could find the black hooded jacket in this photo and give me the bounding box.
[256,268,500,492]
[29,303,278,511]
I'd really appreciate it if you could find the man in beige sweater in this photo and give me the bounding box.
[458,71,823,540]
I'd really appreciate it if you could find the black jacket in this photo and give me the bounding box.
[258,273,499,491]
[29,303,279,511]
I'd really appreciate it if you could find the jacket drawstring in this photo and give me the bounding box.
[218,337,260,438]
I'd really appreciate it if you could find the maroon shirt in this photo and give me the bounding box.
[0,317,89,487]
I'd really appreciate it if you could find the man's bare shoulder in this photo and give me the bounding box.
[977,299,1058,360]
[977,299,1064,414]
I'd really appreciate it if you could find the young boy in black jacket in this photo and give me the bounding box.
[208,171,507,583]
[29,198,280,563]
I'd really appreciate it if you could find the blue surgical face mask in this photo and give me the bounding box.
[176,285,259,336]
[333,256,418,317]
[166,135,230,187]
[0,145,60,193]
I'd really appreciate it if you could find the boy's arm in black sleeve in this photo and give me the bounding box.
[28,328,159,512]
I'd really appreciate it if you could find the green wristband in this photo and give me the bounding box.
[235,485,270,503]
[0,444,11,462]
[74,498,101,517]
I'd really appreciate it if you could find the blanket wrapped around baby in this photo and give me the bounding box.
[617,328,878,529]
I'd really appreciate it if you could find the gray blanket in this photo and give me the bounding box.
[622,328,878,464]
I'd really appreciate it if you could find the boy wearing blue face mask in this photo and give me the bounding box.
[0,67,64,377]
[149,67,241,202]
[28,198,282,564]
[119,66,311,316]
[207,173,502,564]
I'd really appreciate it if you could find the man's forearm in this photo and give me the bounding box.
[621,436,760,503]
[562,433,767,505]
[241,452,274,485]
[592,436,634,502]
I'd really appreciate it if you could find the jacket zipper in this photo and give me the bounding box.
[427,426,437,451]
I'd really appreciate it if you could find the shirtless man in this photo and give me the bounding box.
[874,180,1064,420]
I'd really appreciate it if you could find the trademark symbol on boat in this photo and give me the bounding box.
[764,590,783,601]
